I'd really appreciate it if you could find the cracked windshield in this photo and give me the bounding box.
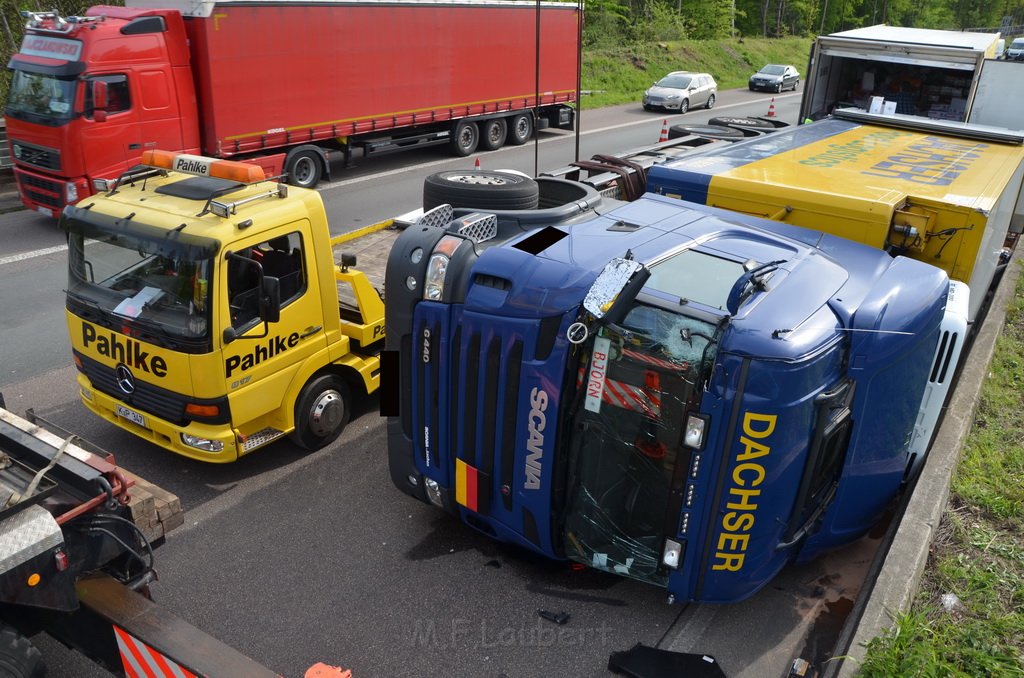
[564,302,717,586]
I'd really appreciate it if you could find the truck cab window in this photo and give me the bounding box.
[228,232,305,330]
[84,74,131,117]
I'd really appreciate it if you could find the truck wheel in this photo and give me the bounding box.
[450,120,480,157]
[291,375,351,451]
[0,626,45,678]
[285,150,323,189]
[667,124,745,141]
[506,113,533,145]
[480,118,507,151]
[423,170,539,211]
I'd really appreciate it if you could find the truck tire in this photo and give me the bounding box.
[285,149,323,189]
[423,170,539,211]
[506,113,533,145]
[667,124,745,141]
[480,118,508,151]
[291,375,351,451]
[0,626,45,678]
[450,120,480,157]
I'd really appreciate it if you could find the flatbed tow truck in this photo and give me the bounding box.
[0,395,349,676]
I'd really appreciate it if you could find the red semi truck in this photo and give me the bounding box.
[4,0,579,217]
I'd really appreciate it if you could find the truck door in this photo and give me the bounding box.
[222,229,327,431]
[82,74,140,177]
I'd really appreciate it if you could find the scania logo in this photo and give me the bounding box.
[115,364,136,394]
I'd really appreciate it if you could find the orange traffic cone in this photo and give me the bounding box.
[658,119,669,142]
[766,97,776,118]
[474,157,481,170]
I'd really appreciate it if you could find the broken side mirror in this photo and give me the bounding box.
[583,257,649,324]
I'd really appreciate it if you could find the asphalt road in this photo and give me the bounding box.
[0,89,869,678]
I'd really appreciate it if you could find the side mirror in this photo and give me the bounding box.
[92,80,108,122]
[583,258,648,324]
[260,276,282,324]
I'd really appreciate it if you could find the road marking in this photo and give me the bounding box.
[0,244,67,266]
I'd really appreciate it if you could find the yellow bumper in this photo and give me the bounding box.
[76,373,241,463]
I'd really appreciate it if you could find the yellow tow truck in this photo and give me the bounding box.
[61,150,396,462]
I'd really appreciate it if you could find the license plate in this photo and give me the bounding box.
[116,404,147,428]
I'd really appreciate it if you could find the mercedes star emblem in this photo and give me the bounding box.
[566,322,589,345]
[115,364,136,394]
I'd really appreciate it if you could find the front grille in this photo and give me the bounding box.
[75,351,220,425]
[11,140,61,170]
[414,309,528,514]
[15,170,63,209]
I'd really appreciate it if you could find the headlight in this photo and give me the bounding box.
[683,413,709,449]
[180,433,225,453]
[66,182,78,203]
[424,477,445,507]
[662,538,684,569]
[423,235,463,301]
[666,94,680,99]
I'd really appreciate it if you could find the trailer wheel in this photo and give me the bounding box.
[450,120,480,157]
[291,375,351,451]
[423,170,539,211]
[0,626,44,678]
[506,113,533,145]
[285,149,323,189]
[480,118,508,151]
[667,124,745,141]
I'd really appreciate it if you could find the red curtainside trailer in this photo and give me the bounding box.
[4,0,579,216]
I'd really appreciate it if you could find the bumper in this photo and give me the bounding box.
[76,373,241,463]
[748,82,778,91]
[13,166,90,218]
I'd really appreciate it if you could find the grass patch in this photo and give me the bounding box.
[857,266,1024,677]
[581,37,812,109]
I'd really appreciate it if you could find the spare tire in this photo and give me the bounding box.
[667,124,745,141]
[423,170,540,211]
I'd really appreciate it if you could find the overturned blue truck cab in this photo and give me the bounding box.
[384,178,967,603]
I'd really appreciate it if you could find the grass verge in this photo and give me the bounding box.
[856,266,1024,677]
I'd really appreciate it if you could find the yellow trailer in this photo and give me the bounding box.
[647,114,1024,320]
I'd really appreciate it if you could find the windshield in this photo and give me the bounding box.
[5,70,77,123]
[64,217,217,351]
[562,302,717,586]
[656,74,692,89]
[760,65,786,75]
[1012,40,1024,49]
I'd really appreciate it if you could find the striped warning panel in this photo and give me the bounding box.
[114,625,199,678]
[577,366,661,417]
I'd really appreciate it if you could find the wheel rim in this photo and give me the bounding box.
[680,100,688,113]
[307,390,344,437]
[458,125,476,151]
[708,95,715,108]
[487,121,504,146]
[445,173,514,186]
[292,156,316,186]
[514,116,530,139]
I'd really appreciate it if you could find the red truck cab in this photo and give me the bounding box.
[5,8,198,217]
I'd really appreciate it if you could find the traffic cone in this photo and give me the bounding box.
[474,157,481,170]
[766,97,776,118]
[658,119,669,142]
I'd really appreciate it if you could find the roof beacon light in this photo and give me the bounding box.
[140,150,265,183]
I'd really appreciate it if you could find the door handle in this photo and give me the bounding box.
[299,325,322,339]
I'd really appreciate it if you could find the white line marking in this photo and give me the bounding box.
[0,244,67,266]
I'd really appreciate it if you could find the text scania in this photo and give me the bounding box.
[82,324,167,376]
[523,387,549,490]
[225,332,299,377]
[712,411,776,572]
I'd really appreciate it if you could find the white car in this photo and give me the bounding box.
[642,72,717,113]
